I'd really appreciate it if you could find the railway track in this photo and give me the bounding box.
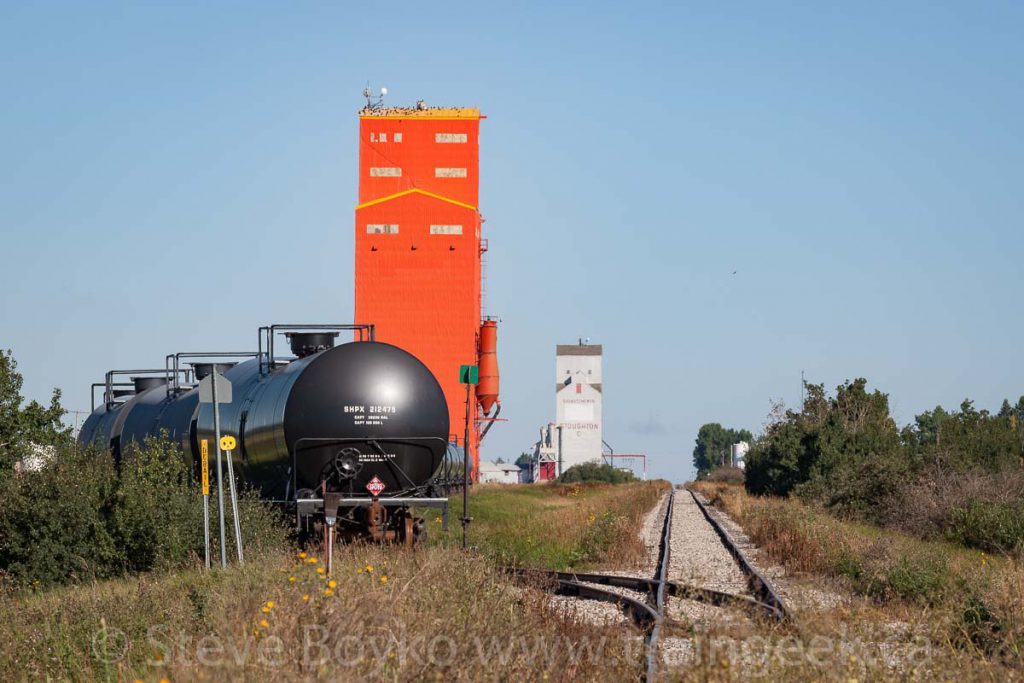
[511,487,790,680]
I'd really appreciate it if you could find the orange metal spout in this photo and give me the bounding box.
[476,319,499,414]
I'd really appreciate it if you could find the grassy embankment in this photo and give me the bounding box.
[434,480,668,569]
[691,480,1024,677]
[0,480,666,682]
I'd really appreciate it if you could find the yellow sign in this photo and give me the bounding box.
[200,439,210,495]
[220,435,236,451]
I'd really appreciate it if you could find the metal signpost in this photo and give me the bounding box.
[459,364,478,550]
[221,434,244,565]
[199,371,232,569]
[200,439,211,569]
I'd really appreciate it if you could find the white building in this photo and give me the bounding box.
[477,460,522,484]
[528,341,604,481]
[555,342,603,474]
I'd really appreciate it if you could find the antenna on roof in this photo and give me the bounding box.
[363,84,388,109]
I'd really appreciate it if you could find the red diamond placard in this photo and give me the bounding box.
[366,476,386,496]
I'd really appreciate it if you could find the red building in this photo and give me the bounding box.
[354,106,495,474]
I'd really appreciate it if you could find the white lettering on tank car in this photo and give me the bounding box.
[358,453,397,462]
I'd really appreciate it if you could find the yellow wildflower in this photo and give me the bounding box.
[259,619,269,628]
[298,551,307,559]
[316,567,325,575]
[365,565,374,572]
[159,679,171,683]
[288,576,296,582]
[308,557,318,564]
[324,588,334,596]
[328,580,337,589]
[261,606,270,614]
[357,568,364,574]
[302,594,310,602]
[266,601,274,609]
[380,575,388,583]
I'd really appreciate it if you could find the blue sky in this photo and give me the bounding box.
[1,1,1022,483]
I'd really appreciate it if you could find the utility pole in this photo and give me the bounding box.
[462,383,470,550]
[459,364,478,550]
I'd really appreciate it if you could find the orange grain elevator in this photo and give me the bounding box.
[354,102,500,476]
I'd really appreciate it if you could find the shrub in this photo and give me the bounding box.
[706,466,744,484]
[0,438,289,589]
[882,465,1024,549]
[557,462,636,484]
[0,444,121,586]
[872,554,951,605]
[949,501,1024,554]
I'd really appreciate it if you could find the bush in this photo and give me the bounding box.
[706,466,744,484]
[949,501,1024,554]
[882,464,1024,545]
[557,462,636,484]
[0,438,289,589]
[870,553,951,605]
[742,377,1024,553]
[0,444,121,586]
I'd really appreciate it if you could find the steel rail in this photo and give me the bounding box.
[508,488,790,681]
[515,569,784,623]
[688,489,790,622]
[508,491,674,681]
[510,568,659,630]
[646,487,673,681]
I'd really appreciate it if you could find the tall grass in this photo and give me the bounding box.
[0,546,644,682]
[435,481,668,570]
[691,481,1024,669]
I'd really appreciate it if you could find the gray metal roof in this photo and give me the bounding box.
[556,344,602,356]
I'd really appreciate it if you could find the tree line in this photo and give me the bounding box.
[699,377,1024,554]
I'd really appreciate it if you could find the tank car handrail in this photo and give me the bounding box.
[102,368,190,410]
[164,351,259,398]
[90,382,133,412]
[257,324,376,375]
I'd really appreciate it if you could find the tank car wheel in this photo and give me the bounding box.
[412,517,427,547]
[403,515,415,548]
